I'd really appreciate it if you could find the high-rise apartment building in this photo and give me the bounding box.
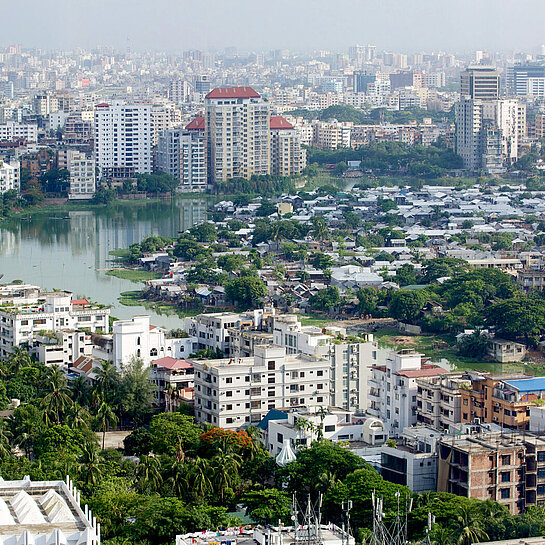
[157,117,207,192]
[269,116,306,176]
[168,80,191,103]
[460,66,500,100]
[205,86,270,183]
[94,102,152,178]
[508,62,545,97]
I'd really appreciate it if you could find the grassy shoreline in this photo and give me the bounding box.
[118,290,203,318]
[106,269,162,282]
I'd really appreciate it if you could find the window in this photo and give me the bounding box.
[501,471,510,483]
[277,433,283,443]
[324,425,335,432]
[268,361,275,370]
[538,451,545,462]
[317,370,324,377]
[501,455,511,466]
[538,484,545,496]
[226,404,232,410]
[226,377,233,384]
[538,468,545,479]
[500,489,510,499]
[268,377,275,384]
[226,391,233,397]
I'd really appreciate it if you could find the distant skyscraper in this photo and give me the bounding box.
[460,66,500,100]
[168,80,191,103]
[94,102,152,178]
[195,75,212,95]
[205,86,270,183]
[509,62,545,97]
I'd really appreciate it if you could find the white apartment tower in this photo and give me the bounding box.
[157,117,207,192]
[67,151,96,199]
[0,160,20,194]
[269,116,307,176]
[193,345,330,429]
[205,87,270,183]
[94,102,152,178]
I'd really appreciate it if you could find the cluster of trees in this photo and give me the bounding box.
[215,175,297,196]
[308,142,462,176]
[286,105,454,126]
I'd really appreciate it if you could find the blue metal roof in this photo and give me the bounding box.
[257,408,288,430]
[504,377,545,392]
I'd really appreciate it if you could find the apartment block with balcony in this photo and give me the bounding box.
[368,350,448,437]
[459,374,545,430]
[416,372,472,431]
[0,289,110,359]
[205,87,270,183]
[269,116,306,176]
[192,345,330,429]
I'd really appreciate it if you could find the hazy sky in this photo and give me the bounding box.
[2,0,545,53]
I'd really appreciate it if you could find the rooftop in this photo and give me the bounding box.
[152,357,193,370]
[503,377,545,393]
[270,116,294,130]
[205,86,260,99]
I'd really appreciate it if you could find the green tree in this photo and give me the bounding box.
[189,222,217,243]
[96,400,119,450]
[225,276,267,309]
[137,454,163,493]
[119,357,155,423]
[242,489,291,525]
[389,290,429,322]
[309,286,341,313]
[148,413,202,457]
[40,366,73,425]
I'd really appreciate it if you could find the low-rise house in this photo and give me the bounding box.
[488,338,526,363]
[150,356,194,411]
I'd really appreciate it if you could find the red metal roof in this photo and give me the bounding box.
[186,116,205,130]
[95,103,110,108]
[71,298,90,306]
[270,116,294,130]
[153,356,193,370]
[205,86,260,99]
[397,367,449,379]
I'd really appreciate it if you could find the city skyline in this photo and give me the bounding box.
[3,0,545,53]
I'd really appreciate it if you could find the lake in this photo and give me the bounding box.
[0,197,210,329]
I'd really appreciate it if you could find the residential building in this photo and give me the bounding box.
[0,122,38,143]
[205,86,270,183]
[112,315,196,369]
[67,151,96,199]
[0,159,20,194]
[157,121,207,192]
[265,408,386,456]
[31,330,93,367]
[368,350,448,436]
[459,374,545,430]
[272,315,377,413]
[169,79,191,103]
[151,102,182,146]
[0,290,110,359]
[312,120,352,149]
[488,338,526,363]
[192,344,330,428]
[438,432,545,514]
[150,356,194,410]
[416,373,472,431]
[94,102,152,178]
[269,116,306,176]
[33,92,59,115]
[0,476,100,545]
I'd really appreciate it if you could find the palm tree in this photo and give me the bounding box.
[9,347,32,375]
[93,360,119,404]
[40,366,72,425]
[70,376,91,407]
[316,470,336,494]
[452,504,488,545]
[270,221,284,252]
[310,216,329,250]
[315,406,329,441]
[137,455,163,493]
[168,459,189,498]
[430,525,454,545]
[96,399,119,450]
[0,420,12,459]
[210,448,241,504]
[66,403,91,431]
[189,457,212,501]
[79,442,103,487]
[246,425,265,458]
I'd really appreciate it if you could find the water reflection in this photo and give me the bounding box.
[0,197,209,328]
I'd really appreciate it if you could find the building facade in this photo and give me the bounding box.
[192,345,330,429]
[94,102,152,178]
[205,87,270,183]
